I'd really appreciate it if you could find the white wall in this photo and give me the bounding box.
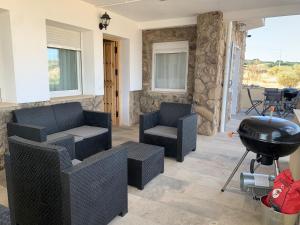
[224,3,300,21]
[0,0,143,107]
[101,10,142,91]
[81,30,102,95]
[100,10,142,125]
[0,10,16,102]
[0,0,100,103]
[44,0,104,96]
[119,39,131,125]
[140,16,197,30]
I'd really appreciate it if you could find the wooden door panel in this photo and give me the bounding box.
[104,40,119,125]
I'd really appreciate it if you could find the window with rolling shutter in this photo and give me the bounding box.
[46,25,82,97]
[152,41,189,92]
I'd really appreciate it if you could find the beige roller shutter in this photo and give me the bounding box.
[46,25,81,50]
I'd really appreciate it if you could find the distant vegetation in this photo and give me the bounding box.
[48,59,60,89]
[243,59,300,88]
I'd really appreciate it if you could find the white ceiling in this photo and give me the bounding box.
[82,0,300,21]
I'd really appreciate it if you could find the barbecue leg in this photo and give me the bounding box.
[221,150,249,192]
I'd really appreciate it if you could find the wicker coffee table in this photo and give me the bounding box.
[120,141,164,190]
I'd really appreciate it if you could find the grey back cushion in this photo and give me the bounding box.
[52,102,85,132]
[7,136,72,225]
[159,102,192,127]
[13,106,59,134]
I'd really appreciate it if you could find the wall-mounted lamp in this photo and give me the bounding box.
[99,12,111,30]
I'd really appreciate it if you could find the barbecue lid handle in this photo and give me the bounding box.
[227,131,238,138]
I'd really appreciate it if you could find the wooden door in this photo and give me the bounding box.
[103,40,119,125]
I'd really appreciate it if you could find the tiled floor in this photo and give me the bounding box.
[0,119,290,225]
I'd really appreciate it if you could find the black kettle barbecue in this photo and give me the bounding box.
[283,88,299,101]
[221,115,300,192]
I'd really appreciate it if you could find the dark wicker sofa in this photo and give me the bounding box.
[5,136,128,225]
[7,102,111,160]
[139,102,197,162]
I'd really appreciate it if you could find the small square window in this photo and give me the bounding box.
[152,41,189,92]
[48,47,82,97]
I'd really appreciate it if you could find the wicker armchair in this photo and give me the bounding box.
[140,102,197,162]
[5,136,128,225]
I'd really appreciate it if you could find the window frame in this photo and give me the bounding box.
[152,41,189,93]
[47,44,83,98]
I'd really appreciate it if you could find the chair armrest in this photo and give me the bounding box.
[178,113,198,139]
[46,135,75,160]
[139,111,160,142]
[83,110,111,128]
[140,111,159,131]
[177,113,198,159]
[83,110,112,149]
[61,145,128,224]
[7,122,47,142]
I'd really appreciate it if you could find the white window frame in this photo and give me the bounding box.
[47,43,83,98]
[152,41,189,93]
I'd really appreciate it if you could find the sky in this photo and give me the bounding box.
[245,15,300,62]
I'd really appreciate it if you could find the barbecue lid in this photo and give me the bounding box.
[283,88,298,94]
[238,116,300,144]
[283,88,299,99]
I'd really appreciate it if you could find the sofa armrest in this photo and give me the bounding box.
[61,145,128,224]
[177,113,198,159]
[46,135,76,160]
[7,122,47,142]
[139,111,160,142]
[83,110,112,149]
[83,110,111,128]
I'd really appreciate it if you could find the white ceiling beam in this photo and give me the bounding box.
[84,0,300,30]
[224,3,300,21]
[139,16,197,30]
[241,18,265,31]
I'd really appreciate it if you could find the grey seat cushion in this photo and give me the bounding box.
[144,126,177,139]
[71,159,82,166]
[47,132,83,143]
[63,126,108,139]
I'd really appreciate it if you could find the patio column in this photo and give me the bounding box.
[193,11,226,135]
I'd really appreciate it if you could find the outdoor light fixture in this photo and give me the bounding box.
[99,12,111,30]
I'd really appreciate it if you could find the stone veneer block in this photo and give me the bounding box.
[193,11,226,136]
[130,91,142,124]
